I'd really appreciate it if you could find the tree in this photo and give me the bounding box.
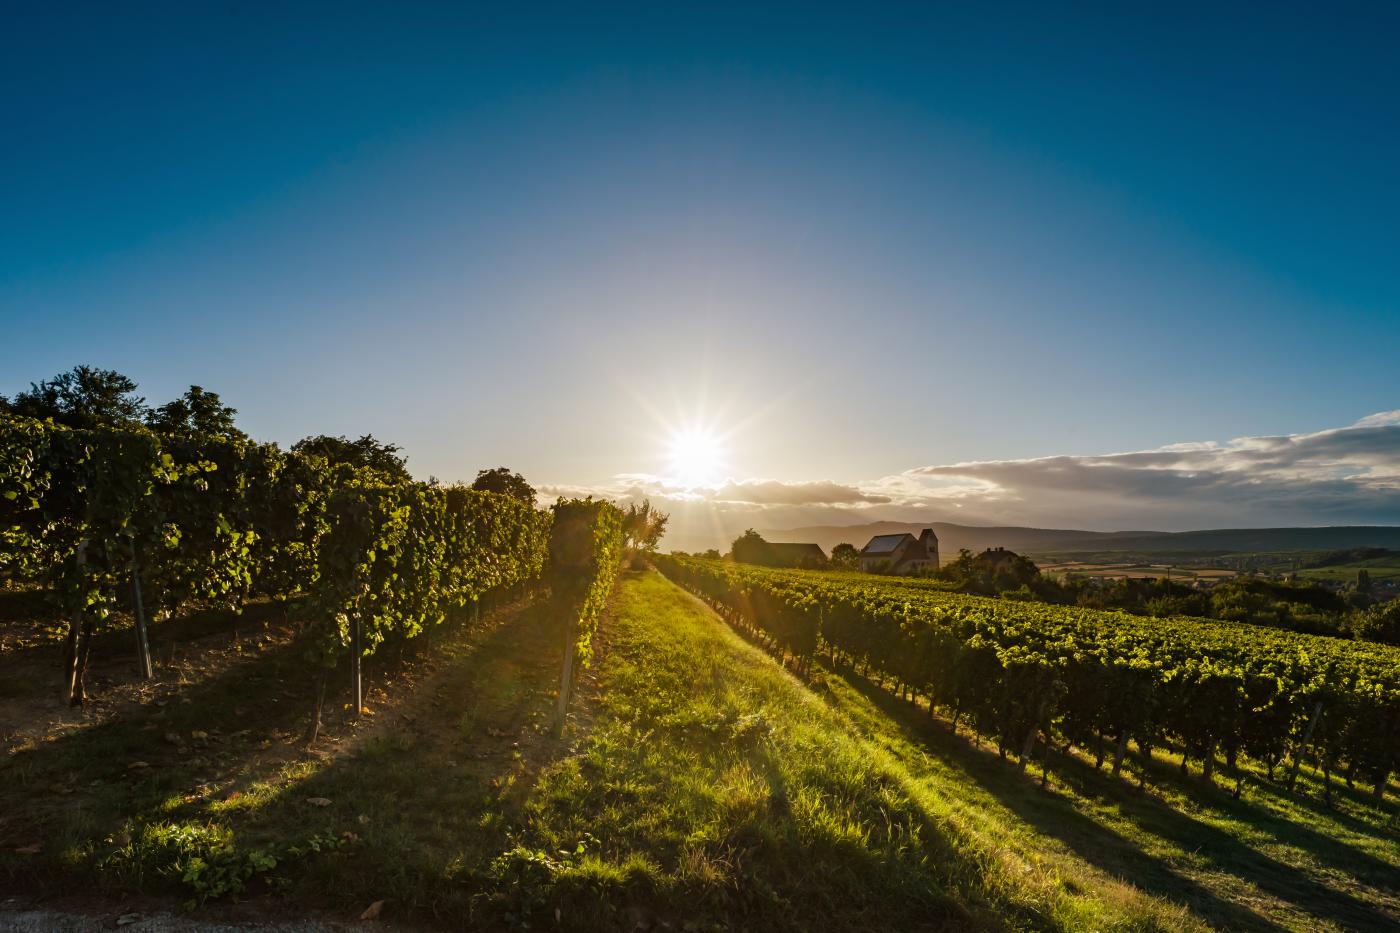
[10,365,147,428]
[1353,600,1400,646]
[701,548,721,560]
[146,385,246,440]
[730,529,773,566]
[830,542,860,570]
[622,499,669,553]
[291,434,410,483]
[470,467,536,503]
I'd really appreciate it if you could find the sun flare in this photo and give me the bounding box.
[666,427,726,489]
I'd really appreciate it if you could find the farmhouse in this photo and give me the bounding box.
[859,528,939,574]
[767,542,829,569]
[975,546,1019,574]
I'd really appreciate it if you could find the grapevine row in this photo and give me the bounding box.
[656,555,1400,799]
[2,414,622,710]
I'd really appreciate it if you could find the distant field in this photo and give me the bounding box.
[1296,555,1400,584]
[1036,560,1235,582]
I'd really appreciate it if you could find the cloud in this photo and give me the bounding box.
[901,412,1400,527]
[544,411,1400,549]
[711,479,890,506]
[1353,410,1400,428]
[538,475,886,509]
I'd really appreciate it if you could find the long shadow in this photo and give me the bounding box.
[831,666,1398,933]
[566,576,994,933]
[1241,767,1400,849]
[0,600,540,895]
[1123,749,1400,894]
[1,623,326,870]
[828,667,1290,933]
[217,597,583,919]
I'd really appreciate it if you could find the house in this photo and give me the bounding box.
[971,547,1038,586]
[859,529,939,574]
[766,542,829,569]
[975,546,1019,575]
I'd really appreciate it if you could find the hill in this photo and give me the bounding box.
[758,521,1400,558]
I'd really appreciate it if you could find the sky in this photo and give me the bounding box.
[3,3,1399,550]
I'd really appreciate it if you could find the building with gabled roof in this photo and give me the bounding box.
[859,528,939,574]
[767,542,829,569]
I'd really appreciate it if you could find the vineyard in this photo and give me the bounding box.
[0,413,622,720]
[656,555,1400,801]
[3,411,1399,929]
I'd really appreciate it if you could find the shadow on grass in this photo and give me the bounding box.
[0,596,564,911]
[1125,750,1400,896]
[0,621,328,890]
[521,574,993,933]
[223,596,574,918]
[1241,766,1400,850]
[833,666,1397,933]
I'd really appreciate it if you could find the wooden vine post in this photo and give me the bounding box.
[63,539,92,706]
[353,611,364,719]
[131,567,154,680]
[1288,699,1325,790]
[554,614,577,736]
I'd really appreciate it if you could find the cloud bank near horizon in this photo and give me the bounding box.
[540,411,1400,550]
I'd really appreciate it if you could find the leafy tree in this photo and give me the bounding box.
[1353,600,1400,646]
[830,542,860,570]
[622,499,669,553]
[292,434,410,483]
[10,365,147,428]
[147,385,246,440]
[730,529,773,566]
[700,548,721,560]
[470,466,536,503]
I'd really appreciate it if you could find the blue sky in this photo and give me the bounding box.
[4,3,1399,546]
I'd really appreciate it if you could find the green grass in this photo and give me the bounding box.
[2,571,1396,930]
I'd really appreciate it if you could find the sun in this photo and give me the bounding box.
[666,427,726,489]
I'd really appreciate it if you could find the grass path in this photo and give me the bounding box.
[523,569,1201,933]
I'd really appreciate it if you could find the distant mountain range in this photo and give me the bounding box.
[756,521,1400,558]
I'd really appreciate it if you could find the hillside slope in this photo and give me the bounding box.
[646,569,1399,932]
[527,570,1200,932]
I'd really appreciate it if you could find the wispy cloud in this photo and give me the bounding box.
[900,411,1400,527]
[539,474,887,509]
[546,412,1400,549]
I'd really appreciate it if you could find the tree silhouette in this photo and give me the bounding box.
[292,434,410,483]
[830,542,860,569]
[470,467,536,503]
[10,365,147,429]
[147,385,246,440]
